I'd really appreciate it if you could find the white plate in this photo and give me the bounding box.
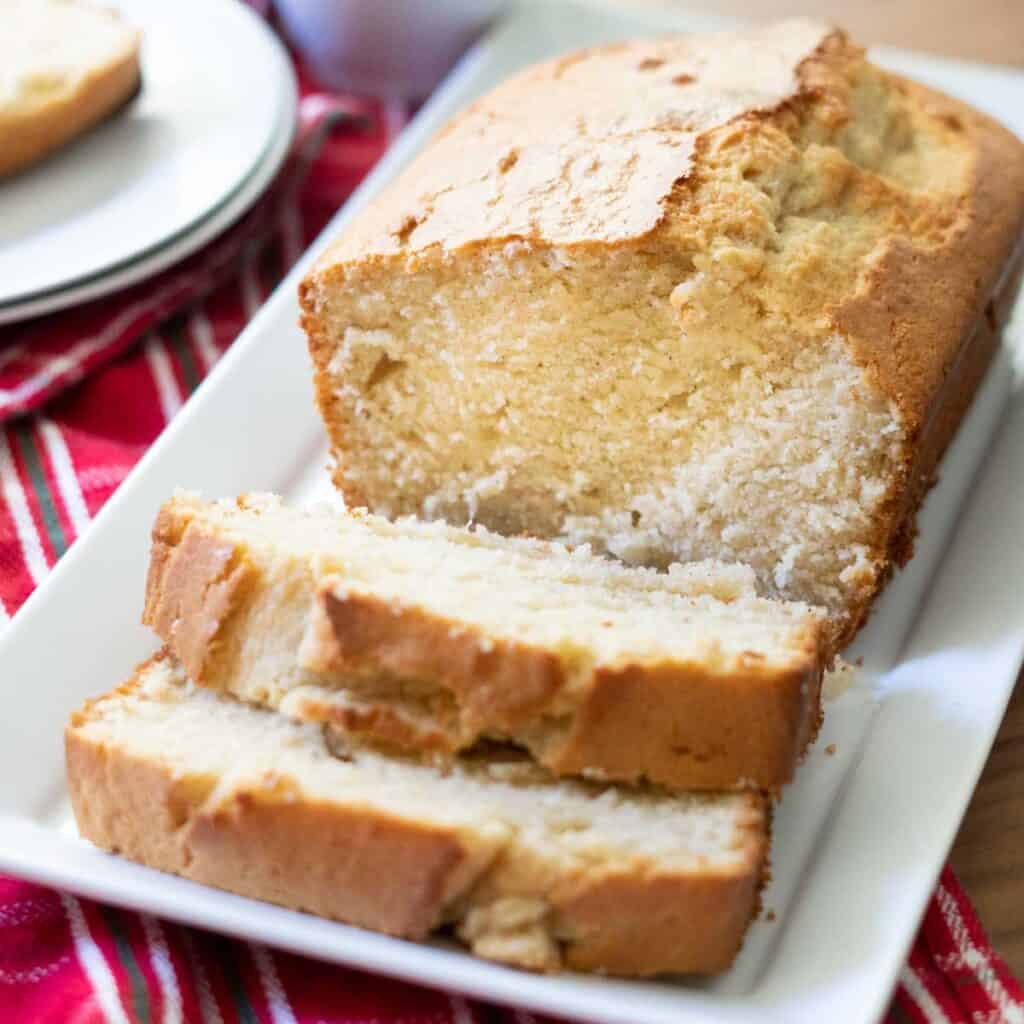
[0,56,297,327]
[0,0,292,308]
[0,5,1022,1023]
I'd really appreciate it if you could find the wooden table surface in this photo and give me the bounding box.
[681,0,1024,977]
[683,0,1024,67]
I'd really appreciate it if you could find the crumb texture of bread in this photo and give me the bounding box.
[144,493,826,791]
[299,20,1024,645]
[0,0,141,177]
[66,655,769,977]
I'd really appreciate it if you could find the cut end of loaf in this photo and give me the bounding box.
[300,22,1024,644]
[67,653,769,976]
[306,244,905,636]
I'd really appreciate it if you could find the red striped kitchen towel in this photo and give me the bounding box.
[0,28,1021,1024]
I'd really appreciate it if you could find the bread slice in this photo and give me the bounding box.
[0,1,141,177]
[298,20,1024,648]
[67,653,769,976]
[144,492,826,792]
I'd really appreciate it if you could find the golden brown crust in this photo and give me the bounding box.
[825,84,1024,642]
[831,81,1023,438]
[836,253,1014,643]
[67,726,480,939]
[0,23,141,178]
[544,649,824,790]
[307,585,569,731]
[145,496,827,791]
[66,661,769,976]
[310,584,825,791]
[556,865,764,974]
[143,502,256,684]
[176,788,476,939]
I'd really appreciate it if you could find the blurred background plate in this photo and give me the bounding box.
[0,53,296,327]
[0,0,293,309]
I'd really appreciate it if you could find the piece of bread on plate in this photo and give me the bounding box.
[66,652,769,976]
[144,492,827,792]
[298,19,1024,649]
[0,0,141,178]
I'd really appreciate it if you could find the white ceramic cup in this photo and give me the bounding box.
[274,0,508,99]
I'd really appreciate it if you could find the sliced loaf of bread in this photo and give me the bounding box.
[67,653,769,976]
[144,492,826,791]
[298,21,1024,647]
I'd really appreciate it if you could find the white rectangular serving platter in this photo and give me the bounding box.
[1,3,1022,1022]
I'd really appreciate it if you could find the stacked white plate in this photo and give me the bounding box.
[0,0,297,326]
